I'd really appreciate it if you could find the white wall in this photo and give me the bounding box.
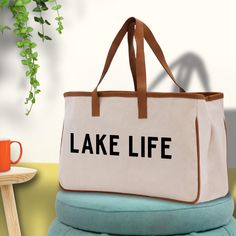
[0,0,236,165]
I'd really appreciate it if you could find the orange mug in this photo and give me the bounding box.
[0,139,23,172]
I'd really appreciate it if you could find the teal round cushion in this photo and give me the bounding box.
[48,218,236,236]
[56,191,234,235]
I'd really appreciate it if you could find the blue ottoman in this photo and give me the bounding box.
[49,218,236,236]
[49,191,235,236]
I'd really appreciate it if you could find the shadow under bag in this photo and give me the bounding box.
[59,17,228,204]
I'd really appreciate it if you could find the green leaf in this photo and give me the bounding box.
[34,17,44,24]
[15,0,24,6]
[20,27,27,33]
[29,92,33,99]
[33,52,38,58]
[39,2,47,6]
[17,41,23,48]
[0,0,9,7]
[22,0,31,4]
[31,79,40,88]
[20,50,26,57]
[22,39,30,43]
[56,28,62,34]
[52,4,61,10]
[41,4,48,11]
[35,89,41,94]
[45,20,51,25]
[21,59,29,65]
[16,13,29,23]
[26,70,31,76]
[34,64,40,69]
[22,40,30,47]
[30,79,35,85]
[44,35,52,40]
[55,16,63,21]
[13,29,20,35]
[30,42,37,48]
[27,27,33,32]
[38,31,44,38]
[33,6,41,12]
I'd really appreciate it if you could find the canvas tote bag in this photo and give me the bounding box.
[60,17,228,203]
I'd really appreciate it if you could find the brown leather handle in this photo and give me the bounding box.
[93,18,137,92]
[127,22,185,92]
[92,17,147,118]
[128,22,137,90]
[92,17,185,118]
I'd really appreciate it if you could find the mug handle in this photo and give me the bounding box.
[10,141,23,164]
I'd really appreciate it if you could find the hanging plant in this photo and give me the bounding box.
[0,0,63,115]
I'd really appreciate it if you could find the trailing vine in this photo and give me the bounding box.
[0,0,63,115]
[50,0,63,34]
[33,0,52,41]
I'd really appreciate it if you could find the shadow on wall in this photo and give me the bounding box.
[148,52,211,91]
[148,52,236,168]
[0,9,25,121]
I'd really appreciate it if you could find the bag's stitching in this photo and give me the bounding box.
[194,117,201,203]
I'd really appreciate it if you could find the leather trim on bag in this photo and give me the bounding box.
[59,119,201,204]
[59,181,200,205]
[64,91,223,101]
[224,119,230,191]
[194,117,201,203]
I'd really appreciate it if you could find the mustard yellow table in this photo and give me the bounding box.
[0,167,37,236]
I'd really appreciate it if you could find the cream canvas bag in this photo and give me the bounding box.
[59,17,228,203]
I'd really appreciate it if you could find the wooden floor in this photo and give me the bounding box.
[0,163,235,236]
